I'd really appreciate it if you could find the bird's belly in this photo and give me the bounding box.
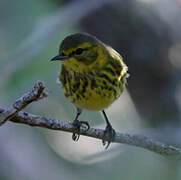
[74,90,116,110]
[60,68,125,111]
[62,85,121,111]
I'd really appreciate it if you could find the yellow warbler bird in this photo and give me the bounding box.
[51,33,128,148]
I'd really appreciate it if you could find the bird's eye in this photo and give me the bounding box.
[75,48,84,55]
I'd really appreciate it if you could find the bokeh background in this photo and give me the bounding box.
[1,0,181,179]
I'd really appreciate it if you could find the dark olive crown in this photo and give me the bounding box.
[59,33,100,51]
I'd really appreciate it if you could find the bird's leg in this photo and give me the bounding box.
[102,110,115,149]
[72,108,90,141]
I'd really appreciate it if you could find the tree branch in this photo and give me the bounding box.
[0,81,47,125]
[0,81,181,158]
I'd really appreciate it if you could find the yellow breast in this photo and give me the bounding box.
[72,84,120,111]
[60,65,125,111]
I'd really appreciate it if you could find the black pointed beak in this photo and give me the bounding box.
[50,53,69,61]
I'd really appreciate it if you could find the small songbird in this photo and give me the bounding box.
[51,33,128,148]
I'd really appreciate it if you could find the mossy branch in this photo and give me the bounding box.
[0,81,181,158]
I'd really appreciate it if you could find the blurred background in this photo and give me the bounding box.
[0,0,181,179]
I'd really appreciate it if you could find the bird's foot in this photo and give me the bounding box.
[102,124,115,149]
[72,120,90,141]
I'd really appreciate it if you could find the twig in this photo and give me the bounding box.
[0,81,47,125]
[0,81,181,158]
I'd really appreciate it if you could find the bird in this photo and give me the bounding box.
[51,32,128,148]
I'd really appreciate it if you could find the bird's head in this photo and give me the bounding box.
[51,33,109,72]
